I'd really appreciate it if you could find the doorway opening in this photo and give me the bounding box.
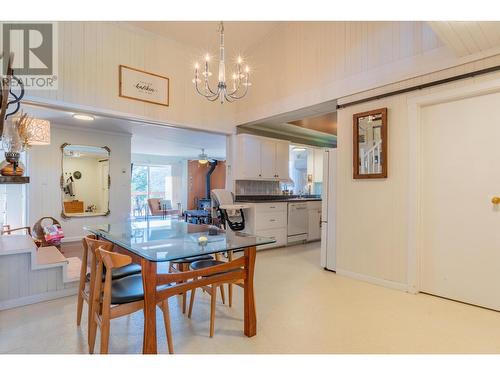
[131,164,173,218]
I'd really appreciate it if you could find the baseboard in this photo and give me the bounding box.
[61,236,83,243]
[0,287,78,311]
[335,268,409,292]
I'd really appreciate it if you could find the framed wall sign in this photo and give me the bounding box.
[119,65,169,106]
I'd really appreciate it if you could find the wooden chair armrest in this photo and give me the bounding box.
[1,226,32,236]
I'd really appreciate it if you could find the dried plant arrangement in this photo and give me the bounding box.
[16,112,35,149]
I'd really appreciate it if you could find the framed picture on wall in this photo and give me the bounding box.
[119,65,169,106]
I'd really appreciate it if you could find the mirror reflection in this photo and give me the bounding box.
[358,114,383,174]
[354,108,387,178]
[61,144,110,217]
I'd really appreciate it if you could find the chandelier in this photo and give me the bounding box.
[193,22,251,103]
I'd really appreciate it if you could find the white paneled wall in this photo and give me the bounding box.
[335,55,500,289]
[19,22,231,133]
[235,21,500,126]
[27,125,132,241]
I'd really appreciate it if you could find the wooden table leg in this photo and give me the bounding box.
[141,258,158,354]
[243,246,257,337]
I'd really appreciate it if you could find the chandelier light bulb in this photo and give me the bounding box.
[237,56,242,64]
[205,54,210,62]
[194,62,199,70]
[245,66,250,73]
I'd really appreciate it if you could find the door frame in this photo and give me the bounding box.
[407,76,500,294]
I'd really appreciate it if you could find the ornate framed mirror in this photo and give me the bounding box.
[353,108,388,179]
[60,143,111,218]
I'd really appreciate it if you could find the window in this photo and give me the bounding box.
[0,184,27,228]
[289,146,309,195]
[0,152,27,228]
[131,164,173,217]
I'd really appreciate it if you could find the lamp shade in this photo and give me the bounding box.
[27,118,50,146]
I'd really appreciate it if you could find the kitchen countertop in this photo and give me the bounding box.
[235,195,322,203]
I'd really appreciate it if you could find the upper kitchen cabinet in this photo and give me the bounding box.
[236,134,262,179]
[260,138,277,178]
[234,134,290,180]
[275,141,290,179]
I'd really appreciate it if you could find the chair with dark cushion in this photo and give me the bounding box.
[88,247,174,354]
[188,258,229,337]
[168,254,215,313]
[85,263,142,282]
[76,236,142,337]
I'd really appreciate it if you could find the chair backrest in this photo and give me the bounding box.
[84,236,113,258]
[97,247,132,300]
[81,234,96,271]
[147,198,161,215]
[96,247,132,271]
[159,199,172,210]
[1,224,32,236]
[92,247,132,317]
[84,237,114,293]
[211,189,235,207]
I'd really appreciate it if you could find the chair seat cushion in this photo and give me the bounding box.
[110,274,169,305]
[170,255,214,264]
[189,259,226,271]
[86,263,142,282]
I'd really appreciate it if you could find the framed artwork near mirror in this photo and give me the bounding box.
[353,108,388,179]
[60,143,111,218]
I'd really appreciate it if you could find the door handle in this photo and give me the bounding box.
[492,197,500,205]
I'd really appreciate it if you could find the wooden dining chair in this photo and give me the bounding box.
[225,251,245,308]
[76,236,142,336]
[168,254,216,313]
[88,247,174,354]
[187,254,231,338]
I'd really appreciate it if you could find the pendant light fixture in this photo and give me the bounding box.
[192,22,251,104]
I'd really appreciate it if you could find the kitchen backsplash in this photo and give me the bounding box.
[235,180,281,195]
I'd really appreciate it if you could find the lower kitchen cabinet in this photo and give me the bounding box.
[255,228,287,250]
[244,202,288,250]
[243,200,322,249]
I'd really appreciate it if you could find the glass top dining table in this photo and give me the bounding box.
[84,218,275,262]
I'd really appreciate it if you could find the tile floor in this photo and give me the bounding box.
[2,242,500,354]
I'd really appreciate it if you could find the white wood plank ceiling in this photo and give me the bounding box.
[428,21,500,56]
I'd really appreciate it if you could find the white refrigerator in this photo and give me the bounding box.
[320,149,336,271]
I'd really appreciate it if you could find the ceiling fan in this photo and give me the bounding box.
[197,148,224,165]
[198,148,209,165]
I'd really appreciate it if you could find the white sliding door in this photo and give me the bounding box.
[420,91,500,310]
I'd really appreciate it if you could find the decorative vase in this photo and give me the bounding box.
[1,117,25,176]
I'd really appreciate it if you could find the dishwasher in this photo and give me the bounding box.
[287,202,308,243]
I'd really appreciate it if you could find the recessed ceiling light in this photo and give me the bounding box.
[72,113,95,121]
